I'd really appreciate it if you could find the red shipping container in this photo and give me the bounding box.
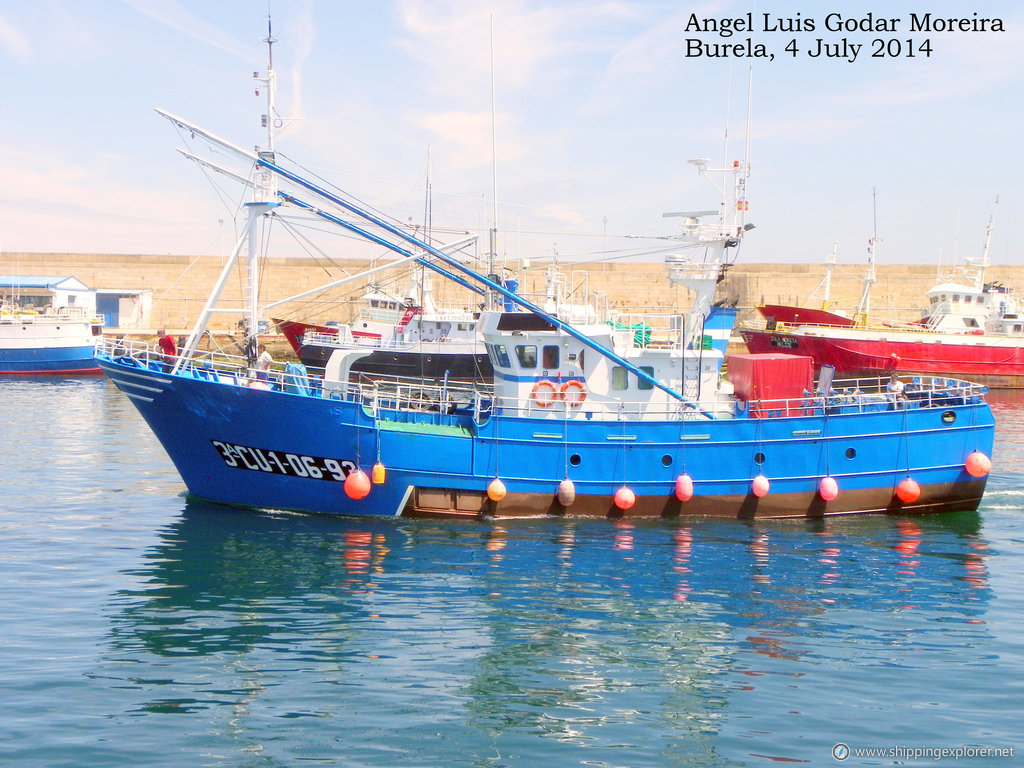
[727,354,814,417]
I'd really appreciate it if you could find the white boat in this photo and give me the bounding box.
[1,276,103,375]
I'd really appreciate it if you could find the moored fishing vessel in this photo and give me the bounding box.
[273,263,608,380]
[756,244,854,328]
[741,203,1023,387]
[1,276,104,375]
[95,24,994,521]
[272,268,492,378]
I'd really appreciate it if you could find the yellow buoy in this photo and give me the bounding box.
[372,461,386,484]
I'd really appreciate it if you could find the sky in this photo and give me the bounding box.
[0,0,1021,272]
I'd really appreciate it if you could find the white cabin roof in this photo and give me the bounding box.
[1,275,93,292]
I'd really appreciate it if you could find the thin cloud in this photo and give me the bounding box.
[120,0,256,62]
[283,2,316,133]
[0,13,32,61]
[393,0,603,99]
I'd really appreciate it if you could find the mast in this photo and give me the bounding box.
[242,16,281,358]
[418,146,433,310]
[664,70,754,352]
[171,17,281,369]
[853,189,878,327]
[487,15,499,309]
[255,16,279,156]
[973,196,998,290]
[809,242,838,310]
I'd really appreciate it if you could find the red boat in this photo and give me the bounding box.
[758,303,853,328]
[741,208,1024,387]
[273,317,337,352]
[740,322,1024,388]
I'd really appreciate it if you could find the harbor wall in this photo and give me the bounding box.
[7,251,1021,336]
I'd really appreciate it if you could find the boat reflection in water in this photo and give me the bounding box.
[102,501,995,761]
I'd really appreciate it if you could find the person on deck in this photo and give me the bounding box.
[254,343,274,381]
[887,373,906,407]
[155,329,176,371]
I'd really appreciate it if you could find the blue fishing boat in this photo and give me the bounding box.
[95,26,994,520]
[1,276,104,375]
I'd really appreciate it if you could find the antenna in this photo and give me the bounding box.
[487,13,503,309]
[488,15,499,292]
[854,189,879,326]
[257,15,278,154]
[971,196,999,290]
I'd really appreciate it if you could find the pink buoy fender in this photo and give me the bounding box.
[675,473,694,502]
[896,477,921,503]
[819,476,839,501]
[614,486,636,510]
[487,477,507,501]
[751,474,770,498]
[965,451,992,478]
[557,478,576,506]
[344,469,371,500]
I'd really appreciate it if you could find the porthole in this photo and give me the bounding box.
[754,452,765,465]
[569,454,582,467]
[661,454,673,467]
[845,448,856,459]
[942,410,957,424]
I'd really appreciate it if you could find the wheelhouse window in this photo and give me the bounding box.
[487,343,511,368]
[515,345,537,368]
[612,366,629,390]
[637,366,655,390]
[543,345,559,369]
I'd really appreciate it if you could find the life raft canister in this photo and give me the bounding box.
[559,379,587,406]
[531,380,558,407]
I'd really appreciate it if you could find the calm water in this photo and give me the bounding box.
[1,378,1021,768]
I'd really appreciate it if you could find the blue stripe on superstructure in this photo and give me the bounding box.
[703,306,738,356]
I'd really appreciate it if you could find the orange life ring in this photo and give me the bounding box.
[531,380,558,407]
[559,379,587,406]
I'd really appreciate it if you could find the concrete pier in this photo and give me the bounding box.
[7,251,1020,340]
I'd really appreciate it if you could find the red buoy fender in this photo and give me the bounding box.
[965,451,991,478]
[614,486,636,510]
[896,477,921,503]
[344,469,371,500]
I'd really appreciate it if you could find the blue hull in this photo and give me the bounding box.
[0,345,101,375]
[98,357,995,520]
